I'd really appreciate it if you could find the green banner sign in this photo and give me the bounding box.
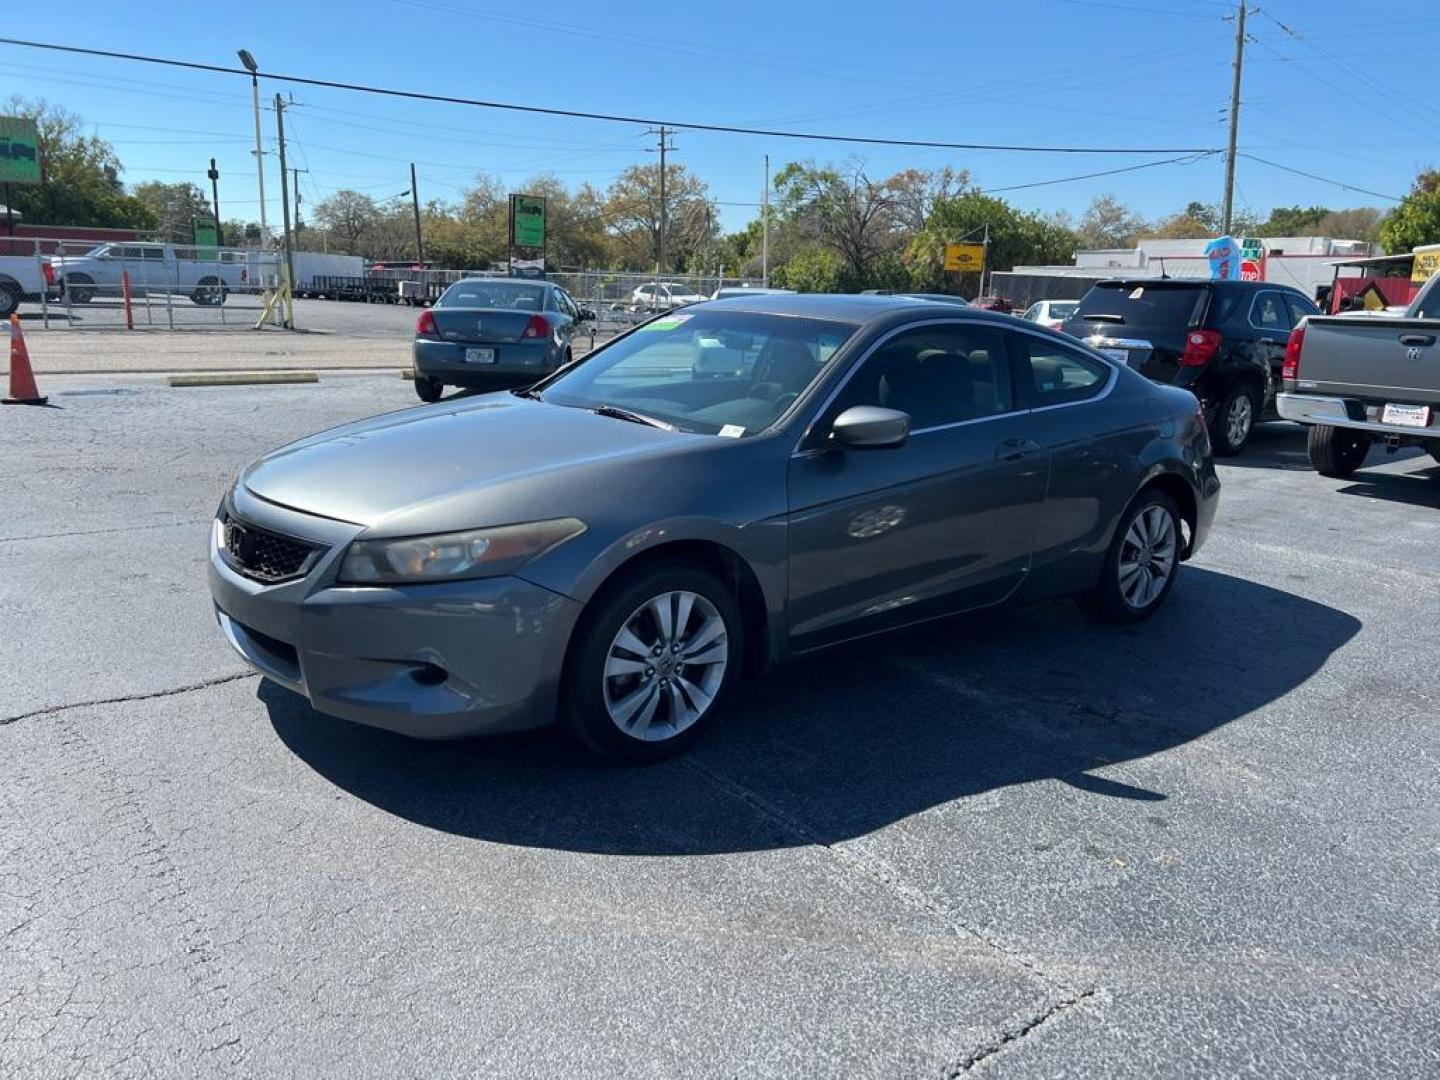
[510,194,546,249]
[0,116,42,186]
[193,219,219,262]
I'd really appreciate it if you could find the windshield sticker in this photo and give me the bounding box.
[718,424,746,438]
[1128,286,1145,300]
[639,313,692,332]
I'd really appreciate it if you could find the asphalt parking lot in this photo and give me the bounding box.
[2,374,1437,1077]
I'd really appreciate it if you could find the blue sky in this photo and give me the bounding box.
[1,1,1433,234]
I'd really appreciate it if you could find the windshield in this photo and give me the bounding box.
[439,281,547,310]
[537,310,857,437]
[1073,283,1208,327]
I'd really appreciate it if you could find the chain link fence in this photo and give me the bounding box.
[2,236,287,330]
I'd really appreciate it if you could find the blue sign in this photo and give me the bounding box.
[1204,235,1241,281]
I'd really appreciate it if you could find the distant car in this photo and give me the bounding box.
[709,286,795,300]
[1062,278,1321,455]
[971,296,1014,313]
[412,278,594,402]
[631,282,705,311]
[1021,300,1079,331]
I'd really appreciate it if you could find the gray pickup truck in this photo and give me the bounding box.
[1277,272,1440,477]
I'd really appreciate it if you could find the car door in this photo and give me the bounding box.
[1004,329,1135,579]
[786,320,1048,650]
[550,288,576,353]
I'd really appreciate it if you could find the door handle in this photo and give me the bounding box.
[1398,334,1435,347]
[995,437,1042,461]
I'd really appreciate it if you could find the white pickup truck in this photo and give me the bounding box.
[1277,271,1440,477]
[0,253,52,318]
[50,242,251,306]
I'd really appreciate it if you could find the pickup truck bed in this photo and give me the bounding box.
[1277,273,1440,477]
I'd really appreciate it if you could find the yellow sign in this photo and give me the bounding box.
[944,243,986,272]
[1411,247,1440,284]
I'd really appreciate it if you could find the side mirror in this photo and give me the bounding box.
[580,308,596,321]
[829,406,909,449]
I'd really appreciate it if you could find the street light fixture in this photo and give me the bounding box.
[237,48,268,246]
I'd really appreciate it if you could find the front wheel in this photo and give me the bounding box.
[1086,490,1182,623]
[1307,424,1371,478]
[191,276,227,306]
[1209,382,1260,456]
[562,562,744,763]
[414,375,444,403]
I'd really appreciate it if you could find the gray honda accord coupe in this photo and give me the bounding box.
[210,294,1219,762]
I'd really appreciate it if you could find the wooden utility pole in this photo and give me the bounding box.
[1221,2,1248,235]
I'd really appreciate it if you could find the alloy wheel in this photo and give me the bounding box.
[602,590,729,741]
[1118,505,1177,609]
[1226,393,1253,448]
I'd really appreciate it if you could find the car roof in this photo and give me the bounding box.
[699,291,1023,326]
[1094,277,1300,295]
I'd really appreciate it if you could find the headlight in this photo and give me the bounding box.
[338,518,585,584]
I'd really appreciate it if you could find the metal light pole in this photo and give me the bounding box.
[207,158,221,245]
[409,162,424,264]
[762,154,770,287]
[274,93,295,317]
[237,49,268,246]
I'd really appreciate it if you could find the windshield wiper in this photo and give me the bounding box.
[511,387,544,400]
[592,404,676,431]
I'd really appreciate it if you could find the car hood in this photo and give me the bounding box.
[241,393,682,533]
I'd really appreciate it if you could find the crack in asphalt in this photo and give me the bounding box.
[0,519,206,545]
[682,757,1102,1072]
[0,673,256,727]
[945,989,1099,1075]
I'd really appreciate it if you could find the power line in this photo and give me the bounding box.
[1238,154,1403,202]
[0,36,1222,155]
[985,152,1218,193]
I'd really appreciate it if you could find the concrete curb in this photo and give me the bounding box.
[167,371,319,387]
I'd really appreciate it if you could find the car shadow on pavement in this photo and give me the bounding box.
[264,566,1360,855]
[1215,423,1312,470]
[1336,463,1440,508]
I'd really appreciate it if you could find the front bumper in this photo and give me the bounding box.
[413,338,563,386]
[1277,392,1440,440]
[207,487,582,739]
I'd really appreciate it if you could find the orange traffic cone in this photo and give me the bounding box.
[4,314,47,406]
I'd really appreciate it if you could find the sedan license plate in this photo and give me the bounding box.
[1380,403,1431,428]
[464,347,496,364]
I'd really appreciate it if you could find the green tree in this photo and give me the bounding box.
[1076,193,1146,249]
[131,181,214,244]
[604,162,714,271]
[1255,204,1330,236]
[906,191,1077,294]
[1,97,155,230]
[771,246,845,292]
[1153,200,1258,239]
[773,160,898,289]
[1380,170,1440,254]
[1314,207,1385,244]
[312,189,382,256]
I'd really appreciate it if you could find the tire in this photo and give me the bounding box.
[562,561,745,763]
[1086,489,1183,624]
[65,274,95,304]
[1307,425,1371,478]
[414,375,444,403]
[190,276,228,306]
[0,282,19,318]
[1209,382,1260,456]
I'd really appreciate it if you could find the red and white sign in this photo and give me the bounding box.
[1239,259,1262,281]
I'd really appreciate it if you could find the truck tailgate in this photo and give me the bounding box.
[1298,316,1440,406]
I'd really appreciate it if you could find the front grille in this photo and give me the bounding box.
[221,513,322,583]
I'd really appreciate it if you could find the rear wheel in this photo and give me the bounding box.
[562,562,744,763]
[1307,424,1371,478]
[1209,382,1260,456]
[1086,490,1182,623]
[191,276,227,306]
[0,282,19,318]
[414,375,444,403]
[65,274,95,304]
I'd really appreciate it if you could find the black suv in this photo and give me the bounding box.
[1061,279,1320,454]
